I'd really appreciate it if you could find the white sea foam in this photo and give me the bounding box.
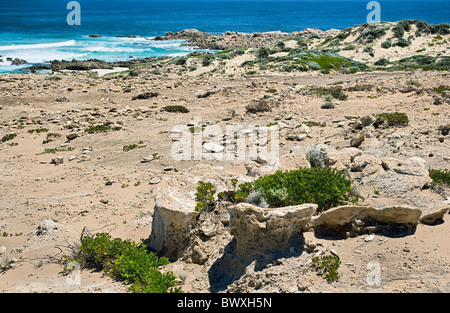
[0,40,77,51]
[0,36,204,71]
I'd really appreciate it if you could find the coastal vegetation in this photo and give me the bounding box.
[62,233,181,293]
[195,167,354,214]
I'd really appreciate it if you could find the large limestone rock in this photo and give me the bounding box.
[149,201,199,261]
[312,205,422,238]
[148,176,199,260]
[419,206,449,225]
[148,165,249,261]
[228,203,317,259]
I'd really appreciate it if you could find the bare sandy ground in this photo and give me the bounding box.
[0,55,449,293]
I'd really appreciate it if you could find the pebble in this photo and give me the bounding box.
[149,178,160,185]
[51,157,64,165]
[141,156,154,163]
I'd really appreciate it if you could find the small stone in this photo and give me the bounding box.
[77,155,91,162]
[36,219,58,235]
[66,132,78,141]
[51,157,64,166]
[141,156,154,163]
[149,178,160,185]
[364,235,375,242]
[100,199,109,204]
[321,101,335,109]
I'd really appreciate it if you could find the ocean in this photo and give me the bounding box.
[0,0,449,73]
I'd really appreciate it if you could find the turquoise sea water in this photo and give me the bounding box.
[0,0,449,72]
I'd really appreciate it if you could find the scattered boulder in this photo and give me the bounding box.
[321,100,335,109]
[36,219,58,235]
[350,130,367,147]
[66,132,78,141]
[132,92,159,100]
[51,157,64,166]
[245,98,272,113]
[312,205,422,238]
[11,58,28,66]
[195,86,232,98]
[419,207,449,225]
[148,176,199,260]
[228,202,317,260]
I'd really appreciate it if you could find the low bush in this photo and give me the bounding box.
[374,112,409,128]
[312,87,348,101]
[381,40,392,49]
[357,25,386,43]
[202,54,215,66]
[311,254,341,282]
[1,133,17,142]
[247,167,353,212]
[36,147,74,155]
[123,144,140,152]
[27,128,49,134]
[429,168,450,186]
[374,58,390,66]
[85,125,111,133]
[256,47,271,58]
[395,38,410,47]
[63,233,181,293]
[162,105,190,113]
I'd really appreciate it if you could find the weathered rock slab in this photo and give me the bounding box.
[228,203,317,259]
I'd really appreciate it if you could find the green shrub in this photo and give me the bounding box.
[28,128,49,134]
[429,168,450,186]
[305,121,326,127]
[381,40,392,49]
[374,112,409,128]
[311,254,341,282]
[395,38,410,47]
[257,47,271,58]
[374,58,390,66]
[202,54,215,66]
[123,144,140,152]
[36,147,74,155]
[195,181,217,212]
[1,133,17,142]
[63,233,181,293]
[406,80,421,87]
[358,26,386,43]
[242,167,353,212]
[363,46,375,57]
[434,85,450,93]
[312,87,348,101]
[162,105,190,113]
[85,125,110,133]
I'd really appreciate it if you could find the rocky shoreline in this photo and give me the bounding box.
[153,28,340,50]
[14,27,343,73]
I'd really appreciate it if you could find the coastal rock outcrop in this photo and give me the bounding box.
[228,203,317,260]
[312,205,423,238]
[51,59,114,72]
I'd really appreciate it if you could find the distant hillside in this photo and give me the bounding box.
[149,20,450,77]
